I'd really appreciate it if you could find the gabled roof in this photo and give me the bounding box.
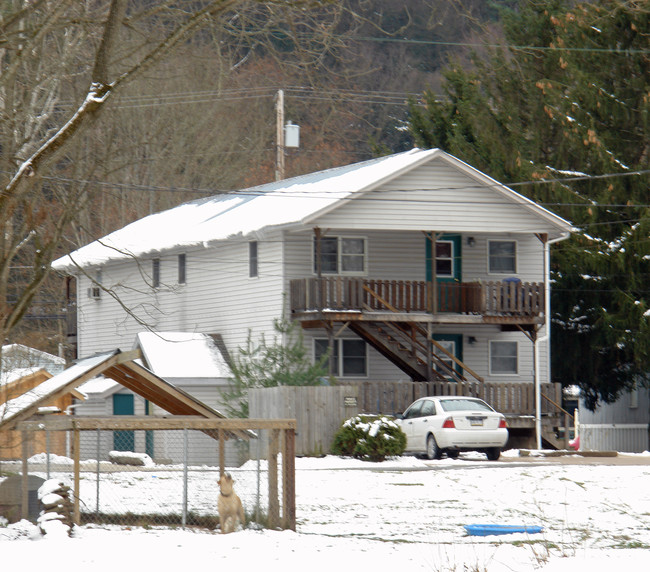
[53,148,573,271]
[135,332,232,380]
[0,349,234,433]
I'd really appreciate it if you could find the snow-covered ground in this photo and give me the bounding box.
[2,451,650,571]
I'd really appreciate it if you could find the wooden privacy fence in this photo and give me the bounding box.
[249,386,358,457]
[249,382,563,457]
[350,380,562,417]
[290,277,544,316]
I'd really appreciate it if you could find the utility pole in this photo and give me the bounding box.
[275,89,285,181]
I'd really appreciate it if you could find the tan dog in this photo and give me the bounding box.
[217,472,245,533]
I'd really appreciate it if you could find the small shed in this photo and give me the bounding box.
[0,349,246,465]
[72,334,238,465]
[1,369,84,460]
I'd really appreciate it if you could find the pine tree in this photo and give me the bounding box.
[408,0,649,407]
[221,315,332,418]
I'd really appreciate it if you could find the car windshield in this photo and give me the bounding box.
[439,399,493,413]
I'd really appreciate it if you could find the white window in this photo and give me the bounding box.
[152,258,160,288]
[314,236,366,275]
[178,253,186,284]
[249,241,258,278]
[314,338,367,377]
[435,241,454,277]
[488,240,516,274]
[489,341,518,375]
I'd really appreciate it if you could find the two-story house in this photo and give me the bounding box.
[53,148,573,444]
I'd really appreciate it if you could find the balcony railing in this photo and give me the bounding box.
[290,277,544,317]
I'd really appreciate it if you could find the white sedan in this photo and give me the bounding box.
[395,396,508,461]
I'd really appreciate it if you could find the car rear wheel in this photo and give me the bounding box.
[426,434,442,460]
[486,447,501,461]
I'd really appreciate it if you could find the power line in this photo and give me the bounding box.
[345,35,650,55]
[7,167,646,201]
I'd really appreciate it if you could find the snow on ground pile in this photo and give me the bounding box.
[1,453,649,571]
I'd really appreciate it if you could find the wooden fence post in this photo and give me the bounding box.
[73,423,80,526]
[21,431,28,520]
[268,429,280,529]
[218,429,225,477]
[283,427,296,530]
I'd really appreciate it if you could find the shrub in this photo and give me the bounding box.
[331,414,406,462]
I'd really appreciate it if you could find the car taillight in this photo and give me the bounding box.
[442,418,455,429]
[499,418,508,429]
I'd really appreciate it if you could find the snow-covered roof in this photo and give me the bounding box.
[0,349,234,432]
[1,344,66,380]
[1,352,113,427]
[75,374,119,397]
[52,148,573,271]
[135,332,232,379]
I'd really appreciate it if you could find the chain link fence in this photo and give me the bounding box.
[0,418,295,531]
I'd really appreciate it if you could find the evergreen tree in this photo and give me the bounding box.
[408,0,649,407]
[222,315,332,418]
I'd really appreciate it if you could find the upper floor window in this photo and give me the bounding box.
[152,258,161,288]
[489,340,518,375]
[488,240,516,274]
[314,338,367,377]
[178,253,186,284]
[435,241,454,277]
[314,236,366,275]
[249,241,258,278]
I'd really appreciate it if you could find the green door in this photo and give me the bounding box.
[432,334,463,378]
[145,399,154,458]
[113,394,135,451]
[426,235,462,311]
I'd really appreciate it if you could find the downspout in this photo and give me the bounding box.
[534,233,569,449]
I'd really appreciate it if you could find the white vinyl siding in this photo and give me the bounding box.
[77,234,285,358]
[314,160,558,234]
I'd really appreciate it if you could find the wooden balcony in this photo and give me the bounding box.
[290,277,545,325]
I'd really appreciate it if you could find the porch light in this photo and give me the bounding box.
[467,236,476,247]
[468,336,477,345]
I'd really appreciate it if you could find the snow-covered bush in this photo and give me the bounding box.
[331,414,406,462]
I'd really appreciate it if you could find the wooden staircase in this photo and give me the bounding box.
[349,320,483,384]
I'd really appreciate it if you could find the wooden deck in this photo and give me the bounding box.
[290,277,544,323]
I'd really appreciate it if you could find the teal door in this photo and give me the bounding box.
[145,399,154,458]
[426,235,462,311]
[432,334,463,378]
[113,394,135,451]
[425,234,462,282]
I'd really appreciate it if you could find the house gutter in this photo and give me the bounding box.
[534,232,570,449]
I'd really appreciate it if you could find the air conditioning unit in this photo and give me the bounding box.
[87,286,101,300]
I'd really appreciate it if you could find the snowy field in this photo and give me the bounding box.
[2,451,650,571]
